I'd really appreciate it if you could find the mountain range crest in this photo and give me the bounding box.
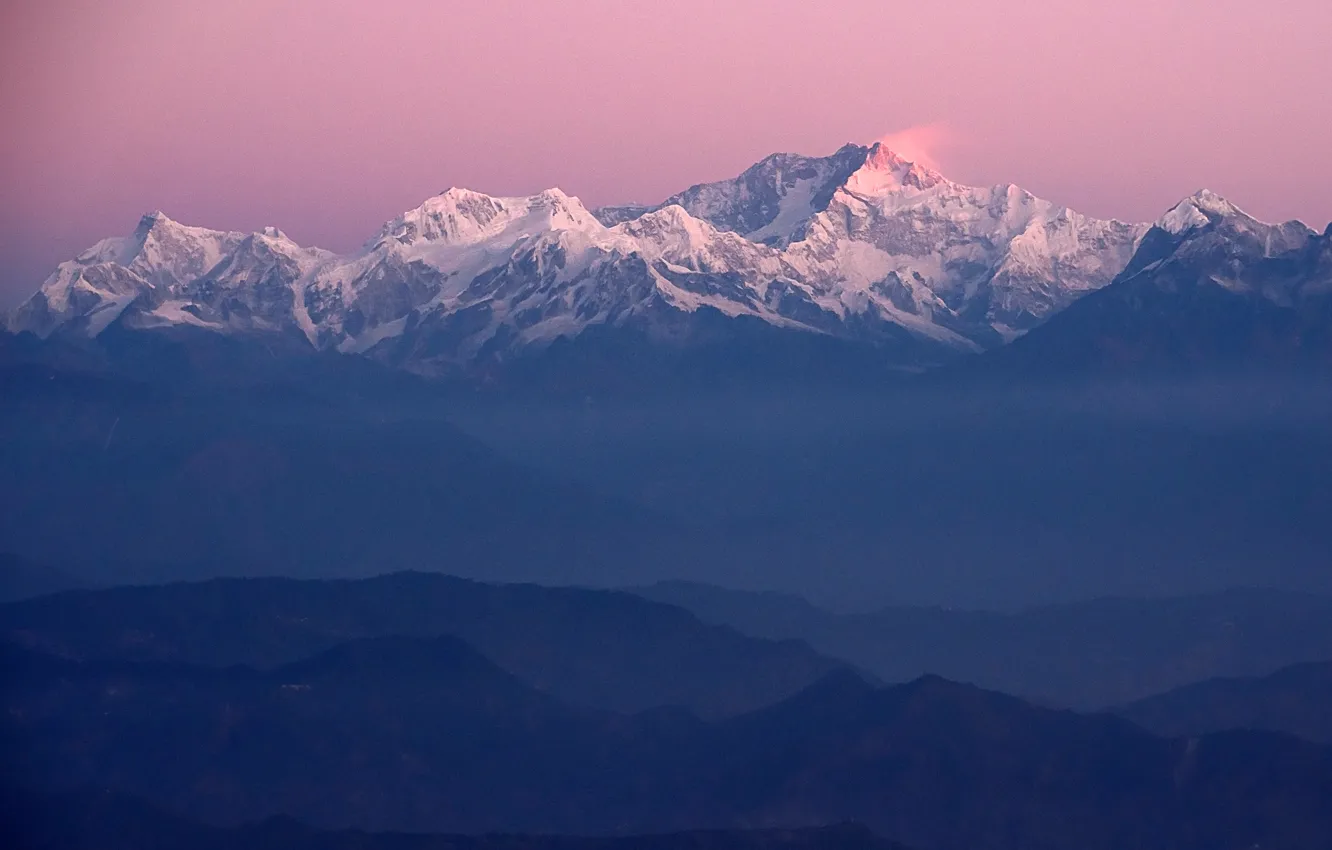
[7,142,1324,374]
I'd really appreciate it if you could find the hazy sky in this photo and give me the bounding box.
[2,0,1329,305]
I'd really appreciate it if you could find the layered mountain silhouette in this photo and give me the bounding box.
[0,572,844,718]
[5,633,1332,849]
[630,582,1332,709]
[1119,660,1332,743]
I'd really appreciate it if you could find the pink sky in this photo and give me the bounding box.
[2,0,1329,304]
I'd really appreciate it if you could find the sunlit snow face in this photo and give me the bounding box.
[875,125,953,172]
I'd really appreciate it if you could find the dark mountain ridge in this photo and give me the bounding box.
[630,581,1332,709]
[0,571,845,719]
[1118,660,1332,743]
[5,637,1332,849]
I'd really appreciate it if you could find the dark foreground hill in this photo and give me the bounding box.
[2,786,907,850]
[0,572,843,719]
[4,638,1332,850]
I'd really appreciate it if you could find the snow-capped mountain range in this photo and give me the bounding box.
[8,141,1318,373]
[981,188,1332,374]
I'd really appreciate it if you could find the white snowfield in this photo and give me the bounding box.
[7,141,1293,370]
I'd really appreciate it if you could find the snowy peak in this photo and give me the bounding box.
[62,210,230,270]
[133,210,168,237]
[635,143,871,244]
[378,188,514,246]
[130,209,237,250]
[615,204,717,250]
[843,142,948,197]
[860,143,908,171]
[1189,188,1237,215]
[377,187,603,249]
[1159,190,1242,235]
[120,212,245,286]
[611,204,769,273]
[1155,189,1318,264]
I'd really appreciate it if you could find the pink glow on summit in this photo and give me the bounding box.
[1,0,1329,303]
[875,125,954,173]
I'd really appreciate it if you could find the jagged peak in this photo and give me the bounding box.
[130,210,240,242]
[410,186,502,217]
[128,210,177,252]
[421,185,579,207]
[1155,191,1321,264]
[1186,188,1238,216]
[726,141,862,175]
[535,186,573,203]
[377,186,601,249]
[634,203,713,229]
[862,142,911,171]
[747,149,817,170]
[135,209,172,232]
[115,211,244,276]
[233,225,312,262]
[1160,191,1227,235]
[1158,189,1271,236]
[842,142,948,197]
[435,185,480,200]
[409,186,588,219]
[833,141,871,156]
[613,203,720,252]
